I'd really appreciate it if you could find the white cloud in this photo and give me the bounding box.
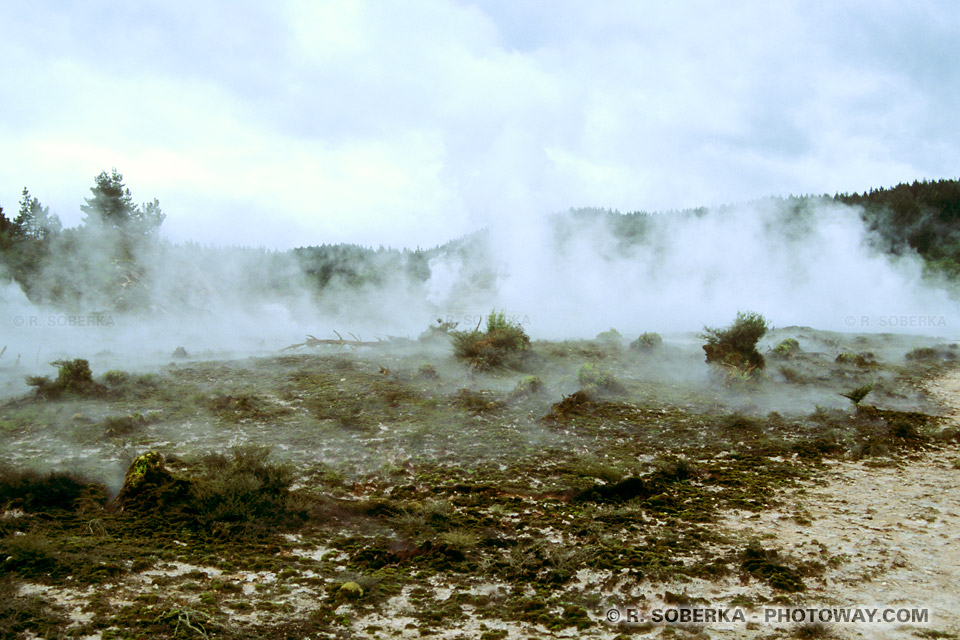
[0,1,957,248]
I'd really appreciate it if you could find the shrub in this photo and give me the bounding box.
[839,383,873,408]
[101,369,130,386]
[454,389,503,413]
[905,346,955,362]
[26,358,105,398]
[700,311,769,372]
[577,363,624,394]
[835,352,875,367]
[103,412,159,437]
[630,332,663,352]
[0,466,107,512]
[511,375,543,396]
[595,328,623,347]
[191,446,299,538]
[740,542,806,592]
[451,310,530,371]
[1,532,59,575]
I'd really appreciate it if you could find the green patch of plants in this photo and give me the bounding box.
[541,389,596,422]
[0,465,108,512]
[207,393,291,423]
[102,411,160,437]
[778,366,808,384]
[630,332,663,352]
[772,338,801,358]
[701,311,769,377]
[99,369,167,399]
[451,310,530,371]
[835,352,876,367]
[595,328,623,347]
[101,369,130,386]
[839,382,873,408]
[26,358,106,398]
[418,363,439,379]
[740,542,806,592]
[190,445,301,539]
[454,389,504,414]
[507,375,543,401]
[0,579,67,638]
[1,532,59,576]
[577,362,624,394]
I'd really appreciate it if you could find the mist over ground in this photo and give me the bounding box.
[2,185,957,402]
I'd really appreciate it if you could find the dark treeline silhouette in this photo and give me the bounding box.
[834,178,960,279]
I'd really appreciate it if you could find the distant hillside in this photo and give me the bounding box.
[2,175,959,312]
[835,179,960,278]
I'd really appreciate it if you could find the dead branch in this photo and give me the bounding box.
[281,332,384,351]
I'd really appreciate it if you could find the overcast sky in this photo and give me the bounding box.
[1,1,957,249]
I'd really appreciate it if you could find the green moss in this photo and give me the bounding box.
[773,338,801,358]
[338,581,364,600]
[740,543,806,592]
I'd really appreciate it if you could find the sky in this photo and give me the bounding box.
[1,0,958,250]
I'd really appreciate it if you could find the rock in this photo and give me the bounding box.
[337,581,364,600]
[115,451,190,513]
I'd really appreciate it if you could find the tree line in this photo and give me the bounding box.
[2,173,959,312]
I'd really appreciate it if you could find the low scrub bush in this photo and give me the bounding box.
[508,375,543,400]
[839,383,873,408]
[115,448,300,539]
[905,346,956,361]
[577,363,624,394]
[26,359,106,398]
[701,311,769,376]
[0,466,107,512]
[595,328,623,347]
[191,445,299,538]
[835,352,876,367]
[451,310,530,371]
[630,332,663,352]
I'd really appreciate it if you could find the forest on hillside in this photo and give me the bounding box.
[1,173,959,314]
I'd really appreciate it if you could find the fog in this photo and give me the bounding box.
[426,197,956,338]
[1,195,956,401]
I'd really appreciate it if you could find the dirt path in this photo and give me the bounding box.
[719,371,960,639]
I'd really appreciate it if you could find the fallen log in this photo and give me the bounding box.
[281,331,384,351]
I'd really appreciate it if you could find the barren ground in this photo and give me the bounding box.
[1,329,958,639]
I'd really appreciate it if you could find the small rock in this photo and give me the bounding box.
[338,581,363,600]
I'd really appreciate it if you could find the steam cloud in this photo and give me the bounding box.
[1,195,956,397]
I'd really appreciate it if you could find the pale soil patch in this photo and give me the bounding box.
[721,449,960,639]
[703,371,960,639]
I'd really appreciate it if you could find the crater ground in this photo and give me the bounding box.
[0,328,958,639]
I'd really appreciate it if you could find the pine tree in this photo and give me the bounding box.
[80,169,164,236]
[16,188,61,240]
